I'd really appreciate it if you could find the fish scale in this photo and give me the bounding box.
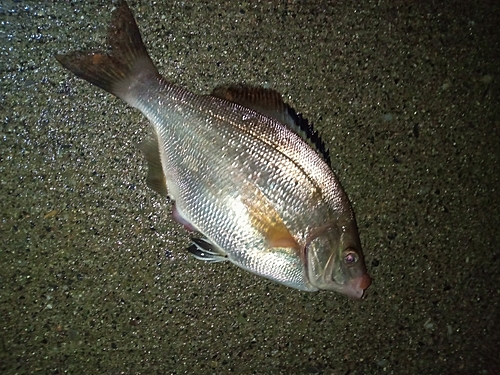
[55,0,371,297]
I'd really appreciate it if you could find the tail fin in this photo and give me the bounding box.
[55,0,159,101]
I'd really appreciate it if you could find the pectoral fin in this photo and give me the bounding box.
[241,186,300,250]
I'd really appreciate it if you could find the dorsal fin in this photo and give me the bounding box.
[210,84,331,166]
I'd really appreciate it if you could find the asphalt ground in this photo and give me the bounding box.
[1,1,499,374]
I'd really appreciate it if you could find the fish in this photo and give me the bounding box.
[55,0,371,298]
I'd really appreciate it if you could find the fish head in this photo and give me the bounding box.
[305,218,371,298]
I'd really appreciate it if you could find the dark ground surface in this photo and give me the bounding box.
[1,1,500,374]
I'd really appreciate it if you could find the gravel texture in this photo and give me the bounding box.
[1,1,499,374]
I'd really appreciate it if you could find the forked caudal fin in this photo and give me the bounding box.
[55,0,159,103]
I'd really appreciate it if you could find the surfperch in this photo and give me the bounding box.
[55,0,371,298]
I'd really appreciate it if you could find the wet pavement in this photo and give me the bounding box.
[1,1,499,374]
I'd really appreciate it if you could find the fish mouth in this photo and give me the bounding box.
[323,252,371,299]
[342,273,372,299]
[304,221,372,298]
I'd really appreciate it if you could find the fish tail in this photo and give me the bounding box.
[55,0,159,103]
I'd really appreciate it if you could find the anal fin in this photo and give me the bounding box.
[187,237,228,263]
[138,131,169,197]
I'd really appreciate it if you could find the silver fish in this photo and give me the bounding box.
[56,0,371,298]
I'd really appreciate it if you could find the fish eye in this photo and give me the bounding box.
[343,248,359,265]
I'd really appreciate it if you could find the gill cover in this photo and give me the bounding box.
[305,220,371,298]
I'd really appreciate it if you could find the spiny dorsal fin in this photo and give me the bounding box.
[138,131,169,197]
[210,84,331,167]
